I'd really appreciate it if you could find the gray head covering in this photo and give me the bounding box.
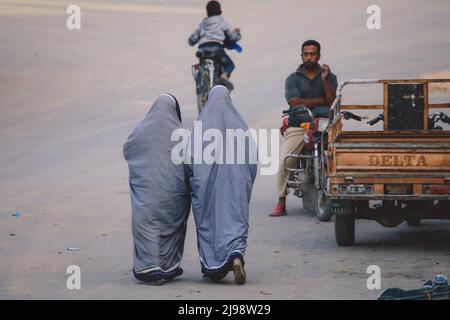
[123,94,190,280]
[187,86,257,276]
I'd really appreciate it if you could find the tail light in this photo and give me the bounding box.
[423,185,450,195]
[300,122,311,130]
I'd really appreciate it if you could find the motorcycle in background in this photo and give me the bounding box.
[191,39,242,114]
[191,48,222,114]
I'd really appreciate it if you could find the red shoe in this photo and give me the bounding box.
[269,204,287,217]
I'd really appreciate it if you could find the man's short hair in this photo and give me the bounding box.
[302,40,321,54]
[206,1,222,17]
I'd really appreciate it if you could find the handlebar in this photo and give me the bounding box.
[340,111,362,121]
[284,107,450,129]
[438,112,450,124]
[282,106,314,120]
[429,112,450,128]
[366,112,450,127]
[367,114,384,126]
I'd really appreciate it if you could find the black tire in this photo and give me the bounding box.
[315,188,332,222]
[406,218,421,226]
[335,214,356,246]
[333,200,355,246]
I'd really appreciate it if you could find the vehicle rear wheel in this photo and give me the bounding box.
[315,188,332,221]
[333,200,355,246]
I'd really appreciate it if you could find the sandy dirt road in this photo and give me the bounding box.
[1,0,450,299]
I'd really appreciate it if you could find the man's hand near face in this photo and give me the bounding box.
[321,64,330,80]
[320,64,336,106]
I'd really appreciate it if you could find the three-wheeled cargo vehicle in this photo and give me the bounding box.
[325,79,450,245]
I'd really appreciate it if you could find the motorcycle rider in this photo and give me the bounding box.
[188,0,241,91]
[269,40,338,217]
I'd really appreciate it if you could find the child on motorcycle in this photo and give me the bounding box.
[188,0,241,91]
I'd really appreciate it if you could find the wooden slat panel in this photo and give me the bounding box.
[337,130,450,136]
[381,79,450,83]
[374,184,384,194]
[336,166,450,171]
[413,184,422,195]
[430,103,450,109]
[337,148,450,153]
[340,105,383,110]
[424,82,429,130]
[334,143,450,149]
[335,130,450,139]
[335,152,450,172]
[339,103,450,110]
[383,82,388,130]
[336,138,450,143]
[330,177,449,184]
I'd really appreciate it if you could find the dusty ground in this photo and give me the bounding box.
[1,0,450,300]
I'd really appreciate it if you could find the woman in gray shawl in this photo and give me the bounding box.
[123,94,190,285]
[188,85,257,285]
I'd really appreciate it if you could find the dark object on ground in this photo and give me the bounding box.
[378,275,450,300]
